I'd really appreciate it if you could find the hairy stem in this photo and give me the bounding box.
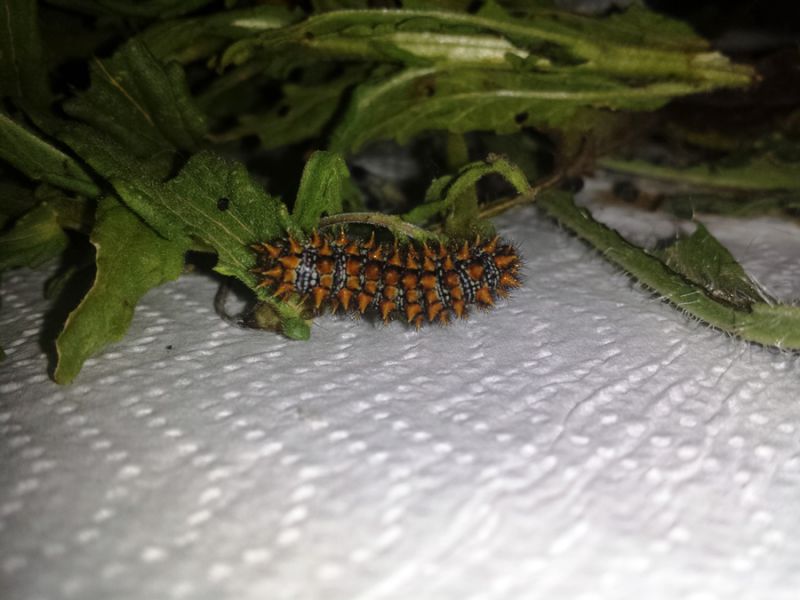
[537,189,800,349]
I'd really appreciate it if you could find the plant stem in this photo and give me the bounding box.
[537,189,800,349]
[318,212,440,241]
[478,171,562,220]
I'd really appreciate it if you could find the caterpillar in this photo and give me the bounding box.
[251,230,521,327]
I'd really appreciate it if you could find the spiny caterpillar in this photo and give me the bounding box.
[251,230,521,327]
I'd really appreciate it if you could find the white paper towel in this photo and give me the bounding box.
[2,203,800,600]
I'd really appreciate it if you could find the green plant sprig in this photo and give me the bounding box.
[0,0,796,384]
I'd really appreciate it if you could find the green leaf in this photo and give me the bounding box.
[54,196,187,385]
[220,9,544,71]
[113,151,292,284]
[0,202,69,270]
[292,151,350,231]
[222,7,752,85]
[112,150,311,341]
[0,113,100,197]
[63,38,207,159]
[52,116,306,338]
[330,67,720,152]
[102,149,313,340]
[654,222,772,309]
[220,5,751,153]
[55,131,305,335]
[56,122,184,243]
[57,123,170,188]
[0,0,50,106]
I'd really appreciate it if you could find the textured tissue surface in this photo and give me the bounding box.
[2,203,800,600]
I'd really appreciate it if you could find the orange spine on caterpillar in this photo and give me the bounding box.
[250,230,521,327]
